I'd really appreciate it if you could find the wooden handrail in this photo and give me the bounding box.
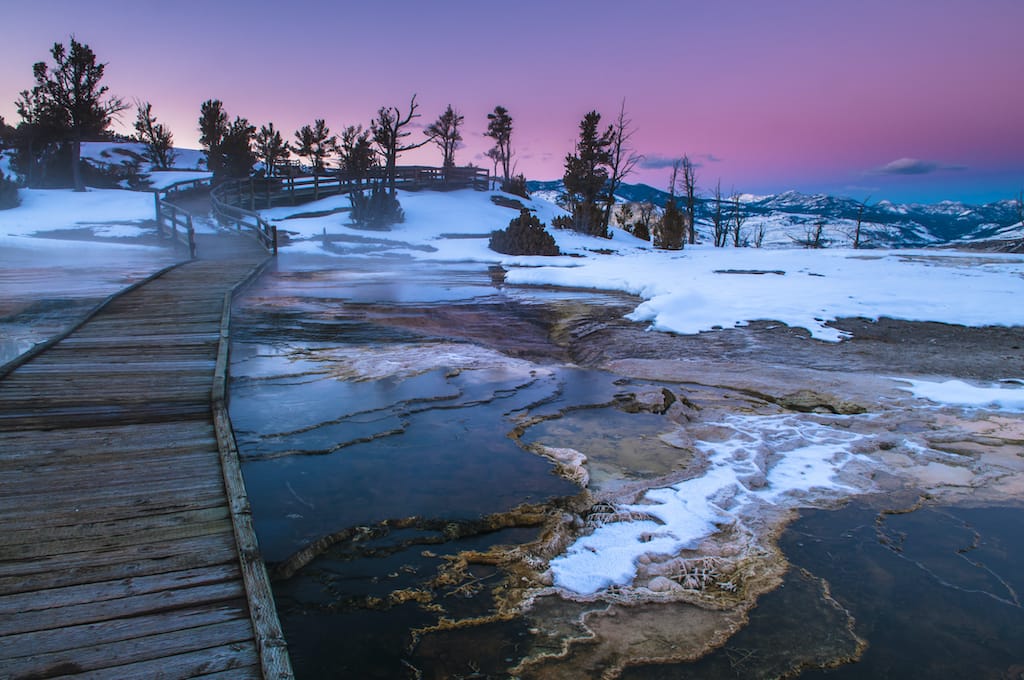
[208,165,489,257]
[154,189,199,258]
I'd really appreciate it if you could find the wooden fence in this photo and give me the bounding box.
[209,165,489,256]
[153,177,212,258]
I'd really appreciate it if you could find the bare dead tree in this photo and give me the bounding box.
[753,223,767,248]
[711,180,727,247]
[853,196,871,248]
[731,191,747,247]
[601,100,643,234]
[682,155,697,244]
[372,94,430,191]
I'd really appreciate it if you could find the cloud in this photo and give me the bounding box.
[872,158,967,175]
[639,154,679,170]
[640,153,721,171]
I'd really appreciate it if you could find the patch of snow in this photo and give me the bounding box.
[0,188,154,237]
[894,378,1024,412]
[550,413,870,594]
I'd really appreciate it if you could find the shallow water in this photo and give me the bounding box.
[231,249,1024,679]
[621,501,1024,679]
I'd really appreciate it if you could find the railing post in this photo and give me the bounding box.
[187,214,197,259]
[154,192,163,237]
[249,178,256,211]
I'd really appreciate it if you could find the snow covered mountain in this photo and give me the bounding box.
[527,180,1024,248]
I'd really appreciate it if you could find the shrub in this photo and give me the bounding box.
[0,171,19,210]
[550,215,574,230]
[500,174,529,199]
[489,209,560,256]
[350,184,404,229]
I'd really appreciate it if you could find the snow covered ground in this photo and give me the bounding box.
[265,188,1024,342]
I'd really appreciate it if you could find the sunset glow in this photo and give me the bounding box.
[1,0,1021,203]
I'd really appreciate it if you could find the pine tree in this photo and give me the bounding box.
[255,123,290,177]
[338,125,376,180]
[425,104,464,169]
[293,119,336,174]
[654,160,685,249]
[134,101,176,170]
[562,111,613,237]
[221,117,256,179]
[18,38,126,191]
[198,100,254,180]
[198,99,228,177]
[484,106,513,183]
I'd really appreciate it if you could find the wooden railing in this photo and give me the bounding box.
[153,177,212,258]
[210,185,278,254]
[210,165,489,256]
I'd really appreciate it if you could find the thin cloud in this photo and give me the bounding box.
[640,153,715,170]
[872,158,967,175]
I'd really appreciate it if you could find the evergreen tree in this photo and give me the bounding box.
[18,38,126,191]
[255,123,290,177]
[654,160,685,249]
[221,117,256,179]
[484,106,513,184]
[425,104,464,168]
[293,119,336,174]
[339,125,376,179]
[198,99,228,176]
[134,101,176,170]
[198,100,254,180]
[562,110,613,237]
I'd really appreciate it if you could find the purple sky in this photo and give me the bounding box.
[1,0,1021,203]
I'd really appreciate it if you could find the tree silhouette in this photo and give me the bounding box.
[18,38,126,191]
[372,94,429,191]
[294,119,337,174]
[425,105,464,169]
[134,101,175,170]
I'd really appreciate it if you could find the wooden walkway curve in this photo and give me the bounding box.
[0,232,292,678]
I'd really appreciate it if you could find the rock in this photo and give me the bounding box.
[777,389,867,415]
[648,576,683,593]
[618,387,677,414]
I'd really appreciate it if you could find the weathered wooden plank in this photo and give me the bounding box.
[0,580,247,637]
[54,640,260,679]
[0,473,226,515]
[0,493,227,534]
[1,619,256,677]
[1,515,234,562]
[0,563,240,616]
[0,529,239,584]
[0,451,223,494]
[0,533,240,596]
[0,507,231,551]
[0,603,249,662]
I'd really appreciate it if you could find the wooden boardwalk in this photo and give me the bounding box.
[0,233,292,679]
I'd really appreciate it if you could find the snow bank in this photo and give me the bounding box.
[0,188,155,237]
[895,378,1024,412]
[268,188,1024,342]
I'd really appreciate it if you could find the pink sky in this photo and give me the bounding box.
[1,0,1021,203]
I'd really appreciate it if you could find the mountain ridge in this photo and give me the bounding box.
[527,180,1023,248]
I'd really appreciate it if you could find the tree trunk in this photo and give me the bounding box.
[72,136,85,192]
